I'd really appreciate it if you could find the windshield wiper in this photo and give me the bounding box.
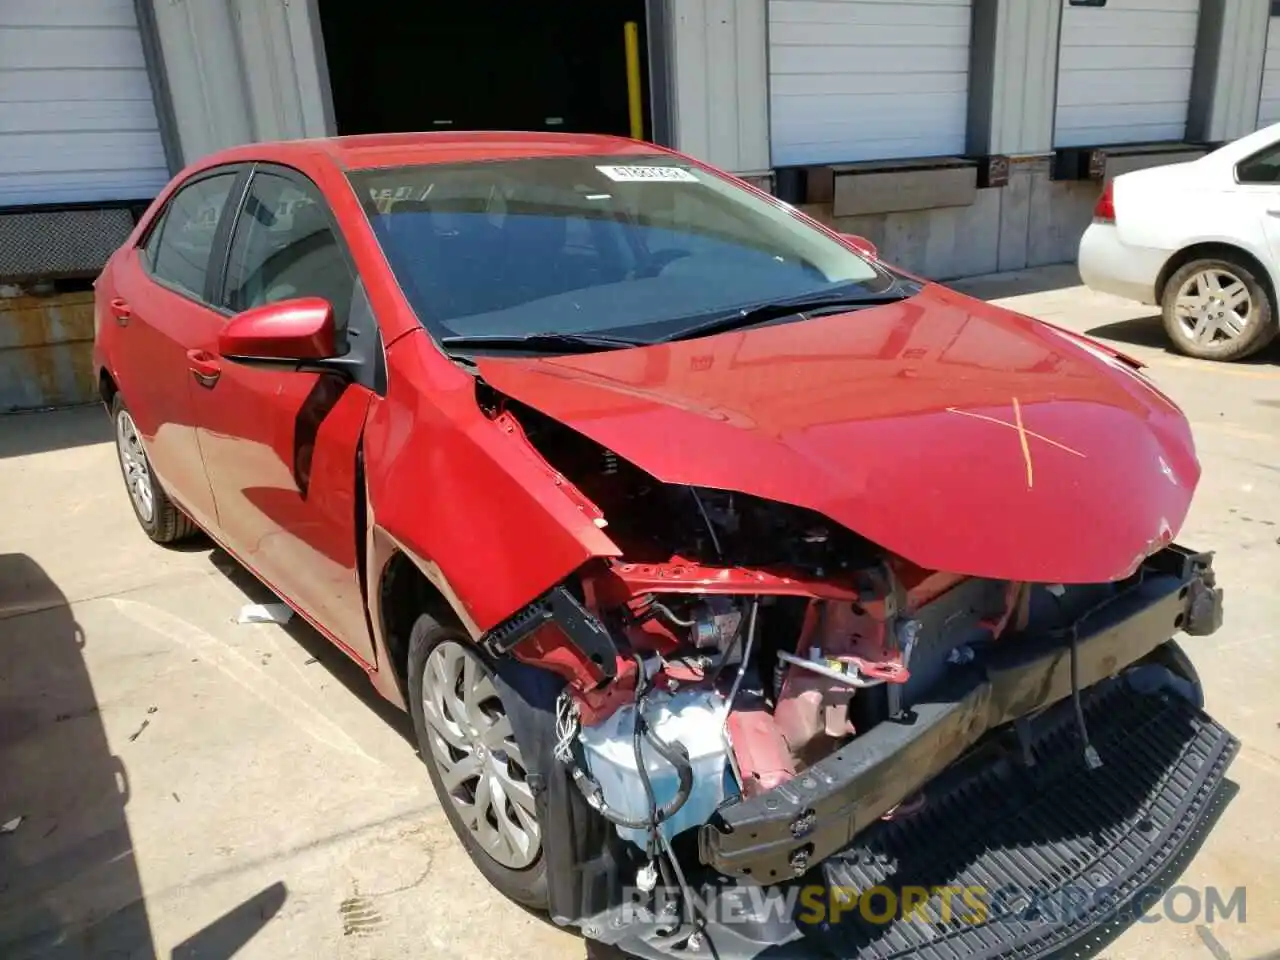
[439,331,649,353]
[663,287,916,343]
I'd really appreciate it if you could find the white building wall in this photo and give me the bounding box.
[1054,0,1203,148]
[0,0,168,205]
[767,0,972,166]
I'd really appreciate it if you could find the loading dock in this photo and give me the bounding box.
[317,0,654,140]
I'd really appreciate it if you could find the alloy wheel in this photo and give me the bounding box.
[1173,268,1253,347]
[115,409,155,523]
[420,640,540,869]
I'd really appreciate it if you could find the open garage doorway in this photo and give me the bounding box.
[317,0,659,141]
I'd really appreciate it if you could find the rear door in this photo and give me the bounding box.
[107,167,246,531]
[1230,139,1280,266]
[191,164,380,664]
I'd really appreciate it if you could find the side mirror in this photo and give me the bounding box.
[219,298,337,367]
[841,233,878,259]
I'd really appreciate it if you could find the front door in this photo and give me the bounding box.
[109,169,244,531]
[189,165,378,665]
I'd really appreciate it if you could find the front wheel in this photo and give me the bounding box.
[407,614,548,909]
[110,393,197,544]
[1161,257,1277,361]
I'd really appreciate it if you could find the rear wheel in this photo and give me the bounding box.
[407,614,548,908]
[111,393,197,544]
[1161,257,1277,361]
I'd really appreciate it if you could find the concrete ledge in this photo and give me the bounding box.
[831,158,978,217]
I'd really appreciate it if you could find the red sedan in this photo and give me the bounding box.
[94,133,1233,960]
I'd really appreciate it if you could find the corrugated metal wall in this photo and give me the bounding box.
[767,0,972,165]
[0,0,168,205]
[973,0,1062,156]
[1260,13,1280,125]
[669,0,770,174]
[1190,0,1267,143]
[151,0,333,166]
[1054,0,1203,148]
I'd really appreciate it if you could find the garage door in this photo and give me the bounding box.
[1259,8,1280,127]
[1054,0,1202,149]
[0,0,169,207]
[767,0,971,166]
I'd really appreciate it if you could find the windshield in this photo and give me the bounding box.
[349,155,889,344]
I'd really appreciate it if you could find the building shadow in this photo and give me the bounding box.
[948,264,1085,302]
[0,406,111,461]
[0,553,286,959]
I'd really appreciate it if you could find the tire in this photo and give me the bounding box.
[407,614,548,909]
[1161,256,1278,361]
[110,393,198,544]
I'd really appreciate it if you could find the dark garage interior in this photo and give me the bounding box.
[317,0,653,140]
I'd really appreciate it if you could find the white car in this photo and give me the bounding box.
[1078,123,1280,361]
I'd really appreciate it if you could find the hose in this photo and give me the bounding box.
[568,724,693,829]
[650,601,696,630]
[566,659,694,830]
[632,653,660,851]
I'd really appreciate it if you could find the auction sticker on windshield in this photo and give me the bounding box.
[596,165,699,183]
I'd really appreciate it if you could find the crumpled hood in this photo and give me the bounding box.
[476,283,1199,583]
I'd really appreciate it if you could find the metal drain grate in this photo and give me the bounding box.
[803,685,1238,960]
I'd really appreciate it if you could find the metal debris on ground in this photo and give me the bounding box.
[128,718,150,742]
[237,602,294,625]
[1,816,23,834]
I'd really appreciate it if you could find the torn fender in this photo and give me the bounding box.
[364,333,620,634]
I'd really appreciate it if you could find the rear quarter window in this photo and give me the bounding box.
[1236,142,1280,184]
[146,173,238,300]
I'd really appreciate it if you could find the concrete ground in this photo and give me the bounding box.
[2,264,1278,960]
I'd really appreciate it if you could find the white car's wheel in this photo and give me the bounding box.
[1161,257,1276,361]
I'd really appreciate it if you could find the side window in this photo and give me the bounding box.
[1237,143,1280,184]
[223,172,356,330]
[149,173,238,299]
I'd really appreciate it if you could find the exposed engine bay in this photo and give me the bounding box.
[464,380,1230,960]
[487,395,1130,856]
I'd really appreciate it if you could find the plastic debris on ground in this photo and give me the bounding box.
[237,602,294,625]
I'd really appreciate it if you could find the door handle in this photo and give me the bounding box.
[186,349,222,389]
[110,297,132,326]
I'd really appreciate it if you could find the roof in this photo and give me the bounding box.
[209,131,668,172]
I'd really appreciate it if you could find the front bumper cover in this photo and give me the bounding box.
[698,545,1223,882]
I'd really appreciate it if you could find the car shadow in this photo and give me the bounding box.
[1086,315,1280,365]
[0,406,111,461]
[203,547,416,748]
[0,552,286,959]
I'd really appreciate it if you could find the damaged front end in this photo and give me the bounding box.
[475,394,1234,960]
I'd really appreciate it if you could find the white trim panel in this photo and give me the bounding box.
[1054,0,1202,148]
[768,0,972,166]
